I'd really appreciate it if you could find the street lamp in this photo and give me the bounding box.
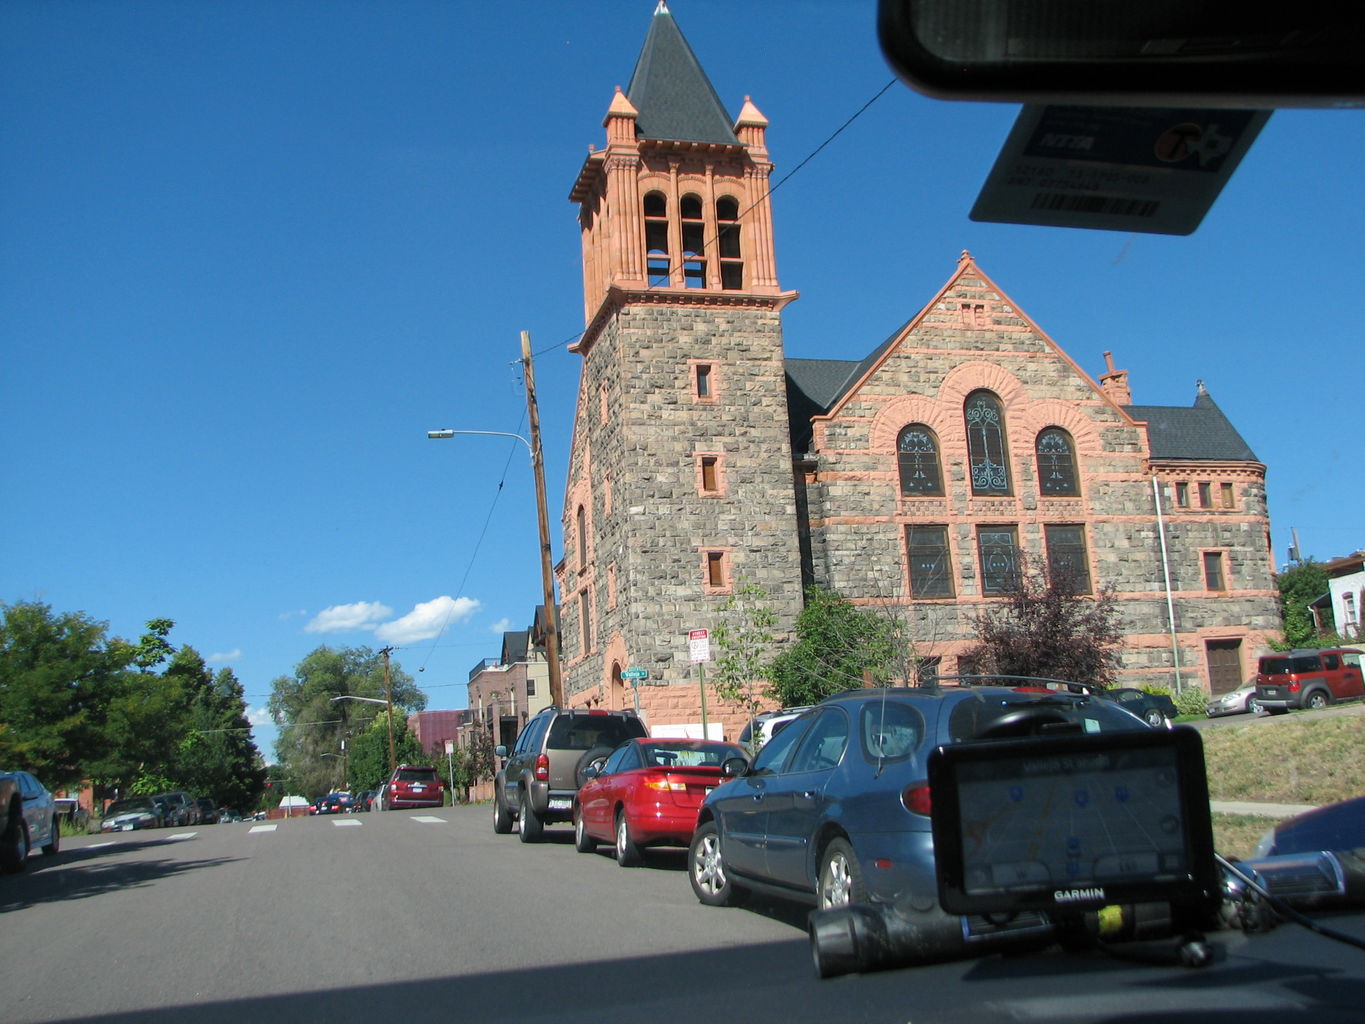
[330,694,396,775]
[427,332,563,707]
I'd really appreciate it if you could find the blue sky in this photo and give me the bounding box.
[4,1,1362,761]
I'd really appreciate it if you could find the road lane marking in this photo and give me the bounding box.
[248,824,278,833]
[167,832,197,840]
[87,842,115,849]
[332,819,362,827]
[411,815,446,824]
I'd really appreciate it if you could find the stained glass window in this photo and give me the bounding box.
[897,424,943,496]
[1036,427,1079,496]
[977,525,1019,594]
[965,391,1011,496]
[906,526,953,598]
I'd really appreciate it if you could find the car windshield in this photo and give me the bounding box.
[105,800,151,815]
[641,741,743,768]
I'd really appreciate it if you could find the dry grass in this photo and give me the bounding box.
[1209,813,1272,861]
[1199,713,1365,806]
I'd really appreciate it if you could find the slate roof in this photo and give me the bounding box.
[1124,390,1259,462]
[500,630,530,664]
[626,2,738,145]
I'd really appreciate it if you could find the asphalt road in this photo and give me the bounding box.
[5,807,1364,1023]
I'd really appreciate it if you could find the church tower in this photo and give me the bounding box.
[557,3,805,733]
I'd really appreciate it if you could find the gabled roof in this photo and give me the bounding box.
[1125,388,1259,462]
[626,2,738,145]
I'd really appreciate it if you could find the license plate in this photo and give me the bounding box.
[549,798,571,811]
[411,785,424,792]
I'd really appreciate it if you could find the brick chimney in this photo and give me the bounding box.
[1100,350,1132,405]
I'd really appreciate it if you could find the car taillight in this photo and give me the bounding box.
[534,754,550,782]
[644,777,687,792]
[902,783,932,816]
[1289,682,1301,692]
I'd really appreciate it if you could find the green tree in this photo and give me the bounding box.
[767,588,902,707]
[269,646,425,798]
[0,601,132,789]
[1276,559,1329,648]
[345,709,426,794]
[961,556,1123,687]
[708,582,778,724]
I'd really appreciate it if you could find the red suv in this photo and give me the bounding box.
[379,765,445,810]
[1254,647,1364,713]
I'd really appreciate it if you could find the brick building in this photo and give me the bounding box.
[552,5,1280,739]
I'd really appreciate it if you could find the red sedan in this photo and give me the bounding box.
[573,738,746,867]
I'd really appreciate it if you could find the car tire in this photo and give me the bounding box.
[688,820,742,907]
[1306,691,1330,711]
[1247,696,1263,715]
[517,790,543,843]
[575,746,615,788]
[1,814,30,874]
[492,787,514,834]
[573,806,596,853]
[615,811,643,867]
[1143,708,1165,727]
[41,816,59,857]
[817,837,867,909]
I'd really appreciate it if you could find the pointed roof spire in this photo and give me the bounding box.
[626,3,738,145]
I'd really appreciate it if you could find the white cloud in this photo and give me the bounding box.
[375,595,481,645]
[489,617,514,634]
[207,648,243,663]
[247,707,275,727]
[305,601,393,634]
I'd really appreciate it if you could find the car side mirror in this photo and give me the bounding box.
[580,761,602,780]
[495,745,508,757]
[721,756,750,778]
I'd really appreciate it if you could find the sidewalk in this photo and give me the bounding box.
[1210,800,1316,819]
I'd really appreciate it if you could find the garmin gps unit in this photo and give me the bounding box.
[928,726,1220,917]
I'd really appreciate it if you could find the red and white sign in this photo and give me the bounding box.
[688,628,711,663]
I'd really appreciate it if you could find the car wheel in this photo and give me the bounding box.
[1247,696,1263,715]
[1,814,30,874]
[615,811,643,867]
[688,820,742,907]
[1306,691,1330,711]
[575,746,615,788]
[41,816,60,857]
[492,787,514,834]
[573,806,596,853]
[517,790,543,843]
[1143,707,1165,727]
[817,838,867,909]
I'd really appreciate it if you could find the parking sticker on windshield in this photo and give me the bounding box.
[972,106,1271,235]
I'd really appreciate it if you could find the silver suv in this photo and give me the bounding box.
[493,706,647,842]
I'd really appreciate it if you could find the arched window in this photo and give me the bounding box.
[643,191,670,287]
[716,196,742,290]
[1035,427,1079,496]
[964,391,1012,496]
[897,424,943,496]
[680,194,706,288]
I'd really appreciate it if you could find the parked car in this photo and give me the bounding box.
[573,737,747,866]
[353,790,377,812]
[688,686,1152,912]
[195,797,219,824]
[154,791,201,827]
[1206,681,1263,717]
[493,706,649,842]
[317,792,353,814]
[1254,647,1365,713]
[1254,795,1365,857]
[737,706,813,751]
[99,796,164,833]
[1,770,59,872]
[379,765,445,811]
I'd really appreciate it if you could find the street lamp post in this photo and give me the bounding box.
[427,331,564,707]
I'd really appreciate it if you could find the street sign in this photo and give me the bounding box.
[689,628,711,664]
[622,667,648,680]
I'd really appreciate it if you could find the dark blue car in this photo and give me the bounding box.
[688,685,1151,911]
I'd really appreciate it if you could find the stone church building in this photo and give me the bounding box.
[553,5,1280,738]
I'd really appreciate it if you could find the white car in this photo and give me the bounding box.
[1206,682,1262,717]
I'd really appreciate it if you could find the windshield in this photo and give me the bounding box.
[947,693,1151,741]
[105,800,152,816]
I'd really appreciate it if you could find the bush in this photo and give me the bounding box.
[1152,685,1209,717]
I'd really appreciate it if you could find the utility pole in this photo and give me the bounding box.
[522,330,564,707]
[380,646,397,774]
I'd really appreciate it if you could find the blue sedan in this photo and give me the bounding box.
[688,686,1151,910]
